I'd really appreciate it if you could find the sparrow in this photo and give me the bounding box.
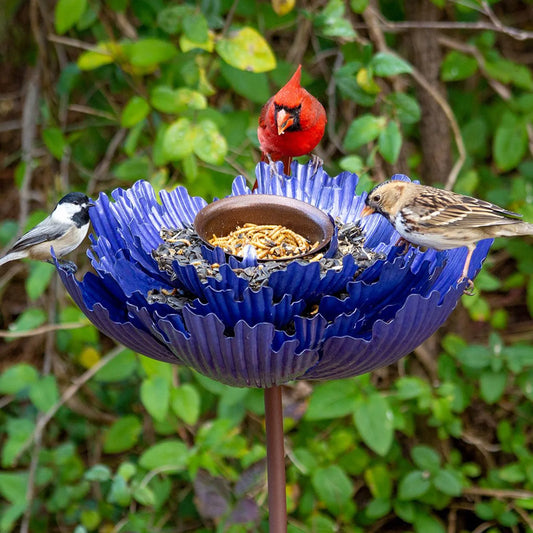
[257,64,327,179]
[361,180,533,283]
[0,192,94,272]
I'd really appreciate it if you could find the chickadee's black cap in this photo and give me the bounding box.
[58,192,91,205]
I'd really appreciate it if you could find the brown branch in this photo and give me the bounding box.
[14,345,124,464]
[351,19,533,41]
[464,486,533,500]
[408,62,466,191]
[47,33,106,52]
[0,321,89,338]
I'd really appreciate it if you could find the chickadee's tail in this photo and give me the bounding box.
[0,251,28,266]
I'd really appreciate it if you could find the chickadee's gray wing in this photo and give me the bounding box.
[9,217,71,253]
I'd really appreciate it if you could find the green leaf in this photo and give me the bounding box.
[108,475,131,506]
[120,96,150,128]
[498,463,525,483]
[378,120,402,163]
[413,513,446,533]
[29,375,59,412]
[480,370,507,404]
[26,261,55,301]
[216,27,276,73]
[315,0,357,40]
[113,155,150,181]
[163,118,196,161]
[103,415,142,453]
[220,63,270,104]
[150,86,207,114]
[398,470,431,500]
[8,309,47,336]
[371,52,412,76]
[193,120,228,165]
[84,464,112,482]
[350,0,369,13]
[344,114,386,150]
[55,0,87,34]
[140,376,170,422]
[183,12,209,43]
[93,349,138,383]
[395,376,431,400]
[388,92,421,124]
[441,51,478,81]
[0,503,26,533]
[365,498,391,519]
[0,364,38,395]
[42,127,67,160]
[455,344,492,369]
[433,469,462,496]
[0,472,29,504]
[305,380,358,420]
[354,393,394,456]
[126,39,178,68]
[3,419,34,467]
[312,465,354,515]
[364,463,392,499]
[157,5,188,34]
[171,384,201,425]
[132,484,156,506]
[139,440,189,471]
[493,112,528,172]
[411,446,441,473]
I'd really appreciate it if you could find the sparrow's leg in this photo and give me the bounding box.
[458,245,475,294]
[395,237,411,254]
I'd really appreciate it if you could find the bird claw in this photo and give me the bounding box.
[59,260,78,274]
[395,237,411,254]
[309,153,323,175]
[459,277,475,295]
[265,154,282,178]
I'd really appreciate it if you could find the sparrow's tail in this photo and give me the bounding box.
[496,221,533,237]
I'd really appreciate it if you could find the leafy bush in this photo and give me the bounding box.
[1,0,533,531]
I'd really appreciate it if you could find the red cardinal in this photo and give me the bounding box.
[256,65,326,183]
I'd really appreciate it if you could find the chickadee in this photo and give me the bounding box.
[0,192,94,272]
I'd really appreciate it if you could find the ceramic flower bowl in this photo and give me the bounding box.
[193,194,334,261]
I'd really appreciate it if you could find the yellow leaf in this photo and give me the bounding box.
[215,27,276,73]
[79,347,101,368]
[272,0,295,16]
[356,67,381,94]
[77,41,126,71]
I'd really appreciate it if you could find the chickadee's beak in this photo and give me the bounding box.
[361,205,375,217]
[277,108,294,135]
[88,201,95,208]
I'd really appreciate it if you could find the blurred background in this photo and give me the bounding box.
[1,1,533,531]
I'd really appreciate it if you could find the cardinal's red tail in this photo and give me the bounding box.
[253,154,293,190]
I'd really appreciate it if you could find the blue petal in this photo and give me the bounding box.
[57,265,177,363]
[157,309,320,387]
[189,286,306,328]
[304,288,462,380]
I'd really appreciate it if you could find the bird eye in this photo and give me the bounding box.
[372,194,381,202]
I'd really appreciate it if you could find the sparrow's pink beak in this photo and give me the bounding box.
[361,205,375,217]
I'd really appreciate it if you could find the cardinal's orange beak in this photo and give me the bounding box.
[277,108,294,135]
[361,205,375,217]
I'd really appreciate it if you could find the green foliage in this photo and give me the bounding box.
[2,0,533,531]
